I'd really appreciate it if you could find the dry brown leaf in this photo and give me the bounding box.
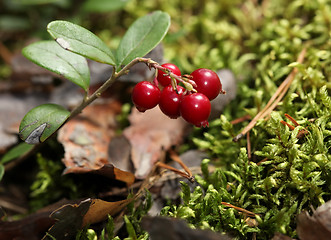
[58,99,122,171]
[0,210,54,240]
[297,200,331,240]
[108,135,133,173]
[45,198,132,239]
[81,198,132,226]
[64,164,135,186]
[0,199,78,240]
[123,107,188,179]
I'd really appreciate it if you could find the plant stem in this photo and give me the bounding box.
[68,56,199,123]
[67,57,148,121]
[137,58,197,88]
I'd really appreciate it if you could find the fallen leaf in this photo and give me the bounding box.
[45,198,132,239]
[81,198,132,226]
[141,216,233,240]
[0,199,76,240]
[108,135,133,173]
[64,164,135,186]
[58,99,122,171]
[0,211,54,240]
[123,107,188,178]
[45,199,91,240]
[297,200,331,240]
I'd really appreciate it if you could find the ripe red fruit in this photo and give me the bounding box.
[157,63,181,87]
[159,85,185,119]
[180,93,211,127]
[190,68,222,100]
[131,81,161,112]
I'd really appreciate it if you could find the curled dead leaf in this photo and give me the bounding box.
[45,198,133,239]
[64,164,135,186]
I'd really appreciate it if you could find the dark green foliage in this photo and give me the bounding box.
[29,153,78,211]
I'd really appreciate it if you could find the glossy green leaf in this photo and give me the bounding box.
[82,0,130,12]
[19,104,70,144]
[47,20,116,65]
[0,142,34,164]
[116,11,170,67]
[22,40,90,91]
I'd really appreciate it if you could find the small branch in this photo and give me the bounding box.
[67,57,145,121]
[155,150,195,183]
[230,115,251,125]
[169,150,193,178]
[221,202,257,217]
[280,113,309,138]
[233,47,307,142]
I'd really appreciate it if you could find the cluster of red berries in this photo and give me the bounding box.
[131,63,223,127]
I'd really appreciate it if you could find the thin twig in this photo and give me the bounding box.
[233,47,307,142]
[230,115,251,125]
[280,113,309,138]
[169,150,193,179]
[284,113,299,126]
[221,202,257,217]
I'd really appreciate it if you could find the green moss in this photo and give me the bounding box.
[128,0,331,239]
[29,153,78,211]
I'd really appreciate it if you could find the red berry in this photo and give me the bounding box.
[190,68,222,100]
[132,81,160,112]
[159,85,185,119]
[157,63,181,87]
[180,93,211,127]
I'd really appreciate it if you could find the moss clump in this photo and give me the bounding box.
[164,106,330,239]
[134,0,331,239]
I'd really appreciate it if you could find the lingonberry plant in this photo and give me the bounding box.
[18,11,224,145]
[130,63,224,126]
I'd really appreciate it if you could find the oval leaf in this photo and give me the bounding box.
[22,40,90,91]
[116,11,170,67]
[47,20,116,65]
[19,104,70,144]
